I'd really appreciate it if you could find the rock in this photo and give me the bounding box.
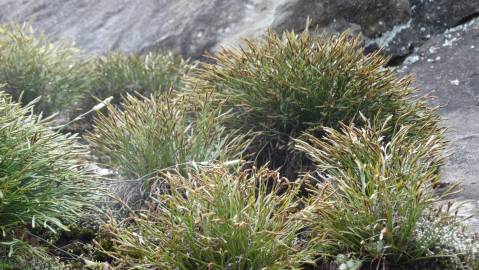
[264,0,479,61]
[272,0,411,38]
[0,0,292,60]
[379,0,479,61]
[399,17,479,231]
[411,0,479,29]
[0,0,477,61]
[0,0,253,59]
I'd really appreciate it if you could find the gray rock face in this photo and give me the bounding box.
[0,0,477,60]
[411,0,479,29]
[270,0,478,61]
[272,0,411,38]
[0,0,249,59]
[379,0,479,59]
[399,18,479,231]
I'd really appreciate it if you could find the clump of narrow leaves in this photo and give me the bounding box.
[0,91,92,263]
[84,51,191,108]
[295,120,472,268]
[86,93,248,184]
[192,30,440,175]
[99,166,324,270]
[0,24,90,115]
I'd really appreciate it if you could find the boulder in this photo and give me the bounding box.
[398,17,479,231]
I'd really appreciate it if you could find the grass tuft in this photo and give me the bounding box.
[86,93,250,204]
[0,91,93,263]
[295,119,471,268]
[0,23,90,115]
[192,30,441,176]
[98,165,324,270]
[82,51,192,109]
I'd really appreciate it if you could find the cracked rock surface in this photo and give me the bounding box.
[399,18,479,231]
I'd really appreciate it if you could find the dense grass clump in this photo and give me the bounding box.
[0,24,89,115]
[86,93,248,184]
[83,51,191,109]
[100,166,323,270]
[295,121,466,268]
[0,92,92,263]
[193,30,440,174]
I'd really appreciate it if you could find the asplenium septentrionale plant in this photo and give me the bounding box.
[86,93,249,185]
[295,119,455,268]
[0,23,90,115]
[78,51,192,119]
[0,91,92,262]
[99,165,327,270]
[192,30,441,176]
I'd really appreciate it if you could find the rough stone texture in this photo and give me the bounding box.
[0,0,477,60]
[0,0,251,59]
[398,17,479,231]
[272,0,411,38]
[379,0,479,60]
[268,0,479,60]
[0,0,292,59]
[411,0,479,28]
